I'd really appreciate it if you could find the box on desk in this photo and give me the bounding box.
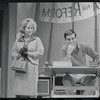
[52,61,72,67]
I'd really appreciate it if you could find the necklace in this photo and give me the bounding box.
[24,37,31,42]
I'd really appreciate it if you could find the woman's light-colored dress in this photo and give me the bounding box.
[11,35,44,96]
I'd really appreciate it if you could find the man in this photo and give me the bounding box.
[60,29,100,95]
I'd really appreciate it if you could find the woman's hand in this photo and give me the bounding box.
[19,47,28,58]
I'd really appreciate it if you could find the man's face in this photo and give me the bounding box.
[66,34,76,47]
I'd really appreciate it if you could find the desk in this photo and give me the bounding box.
[43,66,100,98]
[43,66,100,74]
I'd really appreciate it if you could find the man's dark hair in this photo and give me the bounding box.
[64,29,77,40]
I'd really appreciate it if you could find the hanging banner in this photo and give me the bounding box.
[39,2,100,23]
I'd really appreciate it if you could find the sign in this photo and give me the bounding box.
[39,2,100,23]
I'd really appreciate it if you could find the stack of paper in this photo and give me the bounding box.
[52,61,72,67]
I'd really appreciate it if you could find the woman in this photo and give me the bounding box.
[11,18,44,98]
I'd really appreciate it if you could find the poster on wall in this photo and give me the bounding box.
[39,2,100,23]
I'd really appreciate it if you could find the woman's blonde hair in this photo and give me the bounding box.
[19,18,37,34]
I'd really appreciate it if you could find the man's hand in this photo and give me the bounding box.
[67,44,74,54]
[65,44,74,61]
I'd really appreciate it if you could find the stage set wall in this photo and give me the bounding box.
[7,3,100,97]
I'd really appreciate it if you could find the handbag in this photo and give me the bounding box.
[11,57,28,73]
